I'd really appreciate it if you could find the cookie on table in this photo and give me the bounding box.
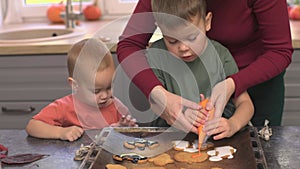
[174,151,208,164]
[132,167,166,169]
[172,140,189,151]
[200,142,214,151]
[148,153,174,166]
[106,164,127,169]
[112,153,148,164]
[147,141,160,149]
[123,141,136,150]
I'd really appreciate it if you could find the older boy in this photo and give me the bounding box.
[147,0,254,140]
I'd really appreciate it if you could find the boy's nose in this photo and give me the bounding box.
[178,42,190,51]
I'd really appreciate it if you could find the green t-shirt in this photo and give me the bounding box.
[147,38,238,103]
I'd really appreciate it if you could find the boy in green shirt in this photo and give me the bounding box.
[147,0,254,140]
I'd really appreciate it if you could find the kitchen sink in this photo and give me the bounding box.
[0,27,86,43]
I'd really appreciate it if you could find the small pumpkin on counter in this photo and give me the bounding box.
[83,0,101,21]
[289,0,300,20]
[47,1,65,23]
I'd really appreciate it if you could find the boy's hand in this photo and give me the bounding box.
[184,108,208,127]
[59,126,84,142]
[205,117,238,140]
[110,115,138,127]
[149,86,201,134]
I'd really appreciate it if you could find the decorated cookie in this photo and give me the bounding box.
[174,151,208,164]
[199,142,214,151]
[135,139,148,150]
[112,153,148,164]
[148,153,174,166]
[123,141,136,150]
[132,167,166,169]
[172,140,196,152]
[172,140,198,153]
[207,145,237,162]
[106,164,127,169]
[123,139,159,151]
[147,140,160,149]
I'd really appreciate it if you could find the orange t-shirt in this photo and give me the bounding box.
[33,95,127,130]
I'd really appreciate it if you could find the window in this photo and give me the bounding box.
[19,0,91,19]
[101,0,138,15]
[25,0,89,5]
[18,0,138,19]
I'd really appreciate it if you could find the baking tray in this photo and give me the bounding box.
[79,126,268,169]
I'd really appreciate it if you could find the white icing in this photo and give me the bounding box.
[172,140,189,150]
[193,140,198,148]
[209,156,222,161]
[207,150,216,156]
[207,145,237,162]
[228,155,234,159]
[184,148,198,153]
[172,140,198,152]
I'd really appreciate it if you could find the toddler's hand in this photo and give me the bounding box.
[59,126,84,142]
[110,115,138,127]
[205,117,238,140]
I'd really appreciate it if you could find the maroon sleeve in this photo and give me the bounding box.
[231,0,293,97]
[116,0,162,98]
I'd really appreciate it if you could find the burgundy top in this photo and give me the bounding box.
[117,0,293,98]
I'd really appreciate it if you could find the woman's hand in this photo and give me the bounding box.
[149,86,201,134]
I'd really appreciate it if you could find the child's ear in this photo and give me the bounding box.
[205,12,212,31]
[68,77,78,89]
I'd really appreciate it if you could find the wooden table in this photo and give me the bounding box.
[0,126,299,169]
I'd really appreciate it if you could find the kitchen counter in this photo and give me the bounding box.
[290,20,300,49]
[0,19,299,56]
[0,18,130,55]
[0,126,299,169]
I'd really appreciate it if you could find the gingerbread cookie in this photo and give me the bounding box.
[148,153,174,166]
[172,140,189,151]
[147,140,160,149]
[207,145,236,161]
[132,167,166,169]
[199,142,214,151]
[123,141,136,150]
[174,152,208,164]
[123,139,159,151]
[112,153,148,164]
[106,164,127,169]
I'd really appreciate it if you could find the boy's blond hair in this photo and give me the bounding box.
[67,38,114,78]
[151,0,207,28]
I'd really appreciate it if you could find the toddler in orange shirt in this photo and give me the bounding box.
[26,38,137,142]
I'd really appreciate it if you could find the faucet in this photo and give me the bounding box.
[65,0,83,29]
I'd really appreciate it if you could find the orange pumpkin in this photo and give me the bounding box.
[83,1,101,21]
[47,2,65,23]
[83,5,101,20]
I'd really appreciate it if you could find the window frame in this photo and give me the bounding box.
[18,0,137,19]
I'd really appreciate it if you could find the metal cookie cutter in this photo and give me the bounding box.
[258,119,272,141]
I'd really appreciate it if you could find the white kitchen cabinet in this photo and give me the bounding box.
[0,54,71,129]
[282,50,300,126]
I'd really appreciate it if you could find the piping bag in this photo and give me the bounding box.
[192,98,215,157]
